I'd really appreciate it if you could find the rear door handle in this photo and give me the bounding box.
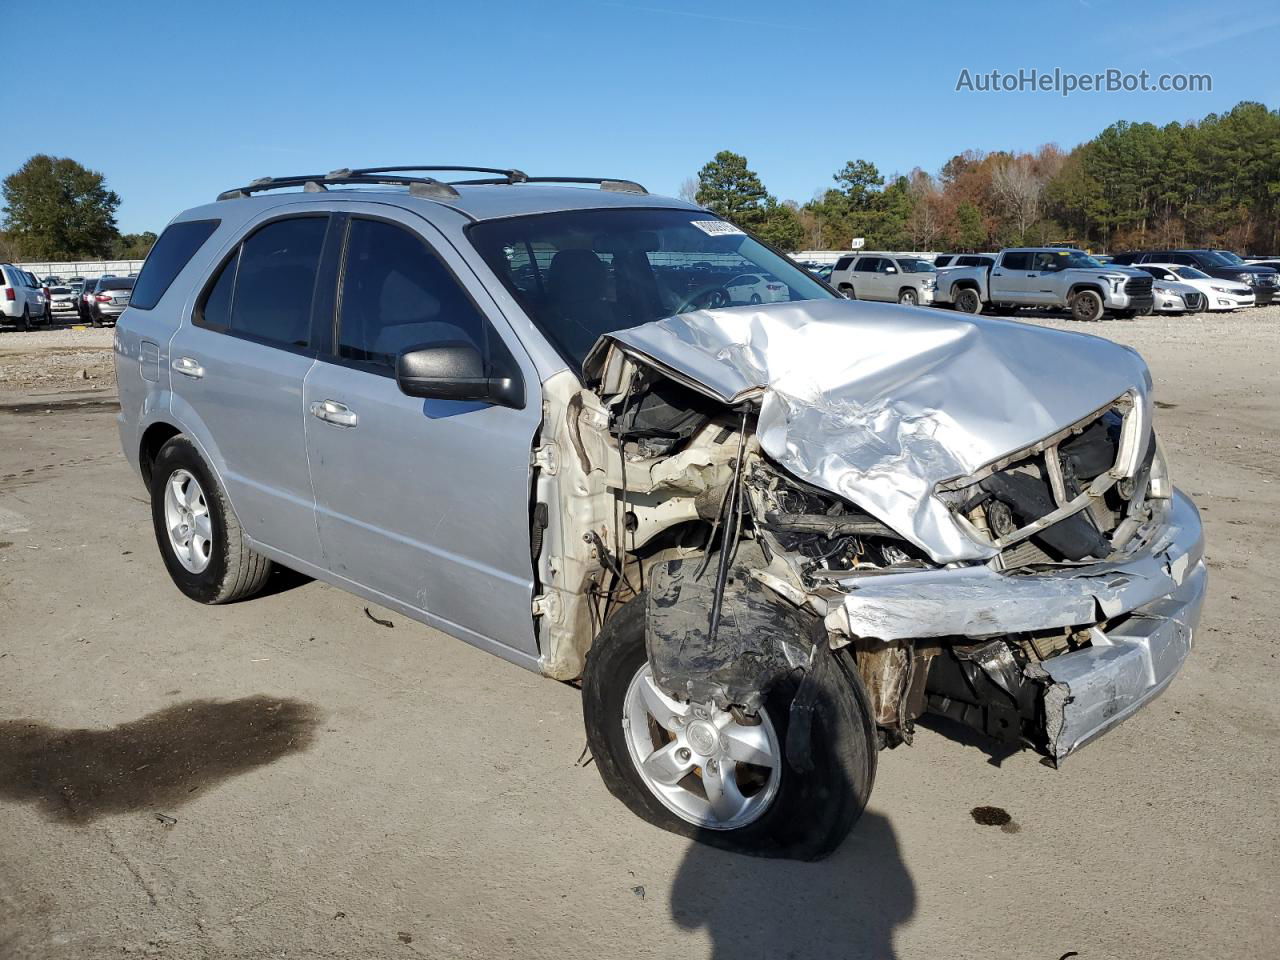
[172,356,204,379]
[310,399,359,428]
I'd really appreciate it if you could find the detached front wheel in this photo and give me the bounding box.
[582,598,876,860]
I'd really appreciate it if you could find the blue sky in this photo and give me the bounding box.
[9,1,1279,233]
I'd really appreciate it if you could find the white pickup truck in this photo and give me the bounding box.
[934,247,1154,321]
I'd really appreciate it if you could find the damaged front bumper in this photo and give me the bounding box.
[824,489,1205,761]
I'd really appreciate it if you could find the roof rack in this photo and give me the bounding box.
[217,167,648,202]
[217,171,461,202]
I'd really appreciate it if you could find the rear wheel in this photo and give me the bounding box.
[582,597,876,860]
[954,288,982,314]
[150,435,274,604]
[1070,290,1104,322]
[749,293,762,305]
[20,307,31,331]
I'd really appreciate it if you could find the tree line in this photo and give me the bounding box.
[0,155,155,261]
[692,100,1280,254]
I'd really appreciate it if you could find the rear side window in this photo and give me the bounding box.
[197,216,327,348]
[1001,251,1032,270]
[131,219,219,310]
[336,218,486,370]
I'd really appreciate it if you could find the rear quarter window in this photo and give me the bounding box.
[130,219,220,310]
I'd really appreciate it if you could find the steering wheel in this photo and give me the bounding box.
[673,284,730,314]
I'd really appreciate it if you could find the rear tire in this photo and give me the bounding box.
[20,307,31,331]
[954,288,982,314]
[582,597,876,860]
[150,435,274,604]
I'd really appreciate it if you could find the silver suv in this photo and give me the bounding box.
[828,252,938,305]
[117,166,1206,859]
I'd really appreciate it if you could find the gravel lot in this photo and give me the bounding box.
[0,308,1277,959]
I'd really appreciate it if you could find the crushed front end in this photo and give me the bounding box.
[538,301,1204,767]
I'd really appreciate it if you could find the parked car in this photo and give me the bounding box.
[1134,264,1253,311]
[935,247,1153,321]
[28,272,54,323]
[829,253,938,305]
[78,278,99,322]
[1,263,46,329]
[116,166,1205,859]
[48,285,79,320]
[725,272,789,305]
[1110,250,1276,305]
[41,275,64,286]
[88,276,134,326]
[1242,258,1280,273]
[1144,276,1207,315]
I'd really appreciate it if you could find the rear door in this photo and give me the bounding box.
[168,213,330,567]
[991,251,1034,300]
[850,257,881,299]
[302,208,543,662]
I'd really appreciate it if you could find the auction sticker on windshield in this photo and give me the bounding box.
[690,220,745,236]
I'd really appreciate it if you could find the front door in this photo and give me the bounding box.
[303,210,543,661]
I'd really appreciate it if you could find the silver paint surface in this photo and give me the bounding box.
[588,298,1153,563]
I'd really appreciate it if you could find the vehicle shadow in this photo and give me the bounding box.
[670,809,914,959]
[0,695,320,824]
[915,714,1023,768]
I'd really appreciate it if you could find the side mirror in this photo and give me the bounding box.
[884,265,897,274]
[395,342,524,409]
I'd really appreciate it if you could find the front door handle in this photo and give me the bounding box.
[310,399,359,428]
[172,356,204,379]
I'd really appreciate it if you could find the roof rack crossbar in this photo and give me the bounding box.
[448,175,648,194]
[217,173,460,202]
[350,165,530,184]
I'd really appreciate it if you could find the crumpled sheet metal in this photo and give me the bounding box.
[1041,558,1205,761]
[646,547,814,711]
[823,489,1203,643]
[586,299,1152,563]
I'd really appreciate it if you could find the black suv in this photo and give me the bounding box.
[1110,250,1276,305]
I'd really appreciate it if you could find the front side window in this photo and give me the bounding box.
[853,257,878,272]
[337,218,486,369]
[468,207,834,368]
[197,216,326,348]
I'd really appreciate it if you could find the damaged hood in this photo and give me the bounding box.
[585,299,1152,563]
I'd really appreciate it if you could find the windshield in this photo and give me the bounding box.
[1214,250,1245,265]
[1171,266,1210,281]
[896,258,936,274]
[469,207,835,367]
[1196,251,1232,267]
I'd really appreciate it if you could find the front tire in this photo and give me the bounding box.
[150,435,273,604]
[582,598,876,860]
[1070,289,1105,322]
[898,288,918,306]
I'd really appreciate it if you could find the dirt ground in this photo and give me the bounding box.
[0,310,1277,959]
